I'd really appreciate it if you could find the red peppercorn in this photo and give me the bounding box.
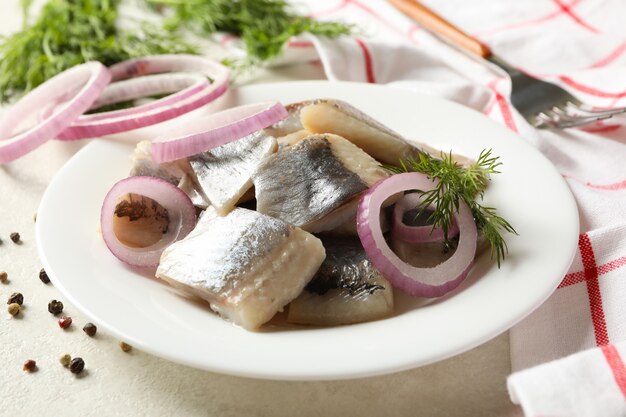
[58,316,72,329]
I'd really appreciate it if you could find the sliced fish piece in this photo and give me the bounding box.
[288,237,394,326]
[253,134,389,233]
[300,99,475,166]
[189,131,277,215]
[276,129,312,148]
[178,174,210,209]
[130,141,210,208]
[263,101,307,137]
[320,206,392,237]
[322,217,358,236]
[156,207,326,330]
[298,99,421,165]
[130,140,185,184]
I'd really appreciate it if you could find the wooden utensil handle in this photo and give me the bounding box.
[388,0,492,58]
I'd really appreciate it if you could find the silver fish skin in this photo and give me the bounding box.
[253,134,388,233]
[156,207,326,330]
[288,237,394,326]
[129,141,210,208]
[189,131,277,215]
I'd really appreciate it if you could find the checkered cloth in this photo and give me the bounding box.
[272,0,626,415]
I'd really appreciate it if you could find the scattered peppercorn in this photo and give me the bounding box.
[58,316,72,329]
[7,292,23,306]
[8,303,20,316]
[10,233,20,243]
[119,342,132,353]
[23,360,37,373]
[59,354,71,367]
[69,357,85,374]
[0,271,7,283]
[48,300,63,315]
[82,323,97,337]
[38,268,50,284]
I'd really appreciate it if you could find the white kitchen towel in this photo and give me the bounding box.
[508,341,626,417]
[279,0,626,415]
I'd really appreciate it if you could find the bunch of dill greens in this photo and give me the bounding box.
[0,0,351,102]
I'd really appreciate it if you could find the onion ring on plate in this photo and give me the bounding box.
[357,172,477,298]
[57,55,230,140]
[0,62,110,164]
[151,101,288,163]
[392,192,459,243]
[101,176,197,267]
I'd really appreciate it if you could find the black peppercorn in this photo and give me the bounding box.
[10,233,20,243]
[23,360,37,373]
[39,268,50,284]
[82,323,97,337]
[7,292,23,305]
[48,299,64,315]
[69,357,85,374]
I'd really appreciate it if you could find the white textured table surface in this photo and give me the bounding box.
[0,2,522,415]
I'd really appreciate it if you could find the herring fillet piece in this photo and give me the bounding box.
[275,129,312,148]
[263,101,307,137]
[156,207,326,330]
[300,99,475,166]
[288,237,394,326]
[188,131,277,215]
[129,140,210,208]
[299,99,422,165]
[253,134,389,233]
[130,140,185,184]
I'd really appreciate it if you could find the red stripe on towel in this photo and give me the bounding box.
[579,233,610,346]
[355,38,376,83]
[601,344,626,399]
[552,0,600,33]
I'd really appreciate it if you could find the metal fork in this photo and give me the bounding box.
[388,0,626,129]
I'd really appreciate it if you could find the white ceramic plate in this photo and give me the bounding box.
[36,81,578,380]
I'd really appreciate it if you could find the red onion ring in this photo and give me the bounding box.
[101,176,197,267]
[151,101,288,163]
[357,173,477,298]
[0,62,111,163]
[41,73,209,122]
[57,55,230,140]
[86,72,209,119]
[392,192,459,243]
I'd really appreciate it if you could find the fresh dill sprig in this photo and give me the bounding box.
[0,0,198,103]
[387,149,517,267]
[147,0,353,63]
[1,0,352,102]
